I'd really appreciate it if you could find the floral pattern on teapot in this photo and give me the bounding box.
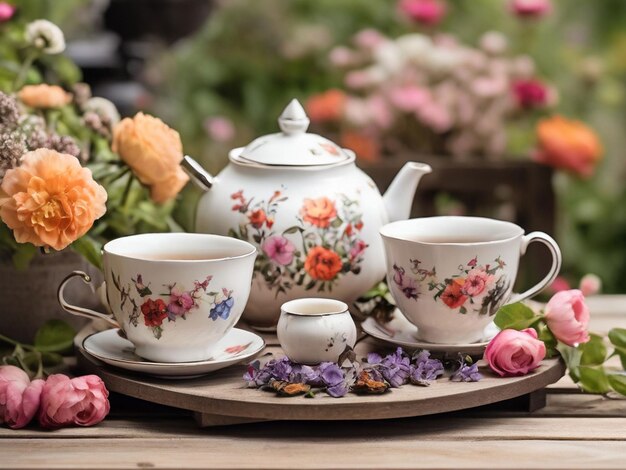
[110,272,235,339]
[391,256,510,316]
[228,189,368,296]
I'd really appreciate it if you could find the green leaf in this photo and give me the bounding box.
[282,226,302,235]
[330,217,343,228]
[579,333,607,366]
[34,320,76,354]
[578,366,611,394]
[494,302,541,330]
[606,374,626,396]
[556,342,583,382]
[538,325,558,357]
[71,235,103,271]
[11,243,37,270]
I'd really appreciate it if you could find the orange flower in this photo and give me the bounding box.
[112,113,189,203]
[301,197,337,228]
[305,246,343,281]
[0,149,107,251]
[305,89,347,123]
[534,115,603,177]
[18,84,72,108]
[248,209,266,228]
[340,131,381,162]
[440,278,468,309]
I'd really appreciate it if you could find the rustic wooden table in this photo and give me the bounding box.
[1,296,625,469]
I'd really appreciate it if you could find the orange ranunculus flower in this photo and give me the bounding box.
[18,84,72,109]
[440,278,468,309]
[112,112,189,203]
[340,131,381,162]
[305,246,343,281]
[534,115,603,177]
[301,197,337,228]
[0,149,107,251]
[305,89,347,123]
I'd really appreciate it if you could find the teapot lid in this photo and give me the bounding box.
[233,99,352,167]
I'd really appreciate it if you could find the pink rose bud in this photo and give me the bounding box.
[398,0,447,26]
[544,289,590,346]
[579,274,601,297]
[484,328,546,377]
[39,374,110,429]
[0,366,45,429]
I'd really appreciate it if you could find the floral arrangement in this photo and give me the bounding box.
[0,11,188,269]
[0,365,109,429]
[244,347,480,398]
[229,190,367,295]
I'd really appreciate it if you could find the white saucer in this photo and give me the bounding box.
[81,328,265,379]
[361,309,499,355]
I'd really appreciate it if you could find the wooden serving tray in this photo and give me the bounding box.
[77,331,566,427]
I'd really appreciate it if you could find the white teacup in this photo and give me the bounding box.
[277,298,357,364]
[58,233,256,362]
[380,216,561,344]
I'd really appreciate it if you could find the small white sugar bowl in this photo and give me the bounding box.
[276,298,357,365]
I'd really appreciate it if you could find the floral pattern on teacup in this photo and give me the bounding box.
[391,256,511,316]
[228,189,368,296]
[110,272,234,339]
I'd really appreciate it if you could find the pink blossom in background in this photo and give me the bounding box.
[39,374,110,429]
[388,85,430,112]
[416,101,452,133]
[480,31,508,55]
[0,366,44,429]
[512,79,548,109]
[329,46,356,67]
[509,0,552,19]
[544,289,590,346]
[168,288,196,316]
[579,274,601,297]
[367,94,394,130]
[0,2,15,22]
[549,276,571,293]
[353,29,386,50]
[262,235,296,266]
[485,328,546,377]
[399,0,447,26]
[345,70,372,89]
[203,116,235,142]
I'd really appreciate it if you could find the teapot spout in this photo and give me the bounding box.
[181,155,213,192]
[382,162,432,222]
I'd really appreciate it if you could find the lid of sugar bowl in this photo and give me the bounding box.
[229,99,354,167]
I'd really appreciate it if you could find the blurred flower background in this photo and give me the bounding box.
[3,0,626,293]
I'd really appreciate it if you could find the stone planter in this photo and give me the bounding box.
[0,250,103,343]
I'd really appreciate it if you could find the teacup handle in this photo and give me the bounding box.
[57,271,120,328]
[508,232,562,304]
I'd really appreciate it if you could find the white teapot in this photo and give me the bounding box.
[183,99,431,329]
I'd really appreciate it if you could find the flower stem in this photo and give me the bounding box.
[13,49,39,91]
[0,333,36,351]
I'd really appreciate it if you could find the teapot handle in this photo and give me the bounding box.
[57,271,120,328]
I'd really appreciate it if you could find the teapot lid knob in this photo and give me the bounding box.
[278,99,310,135]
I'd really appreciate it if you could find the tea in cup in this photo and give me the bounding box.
[58,233,256,362]
[380,216,561,344]
[277,298,357,364]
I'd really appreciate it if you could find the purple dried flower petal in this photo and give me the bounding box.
[326,381,349,398]
[321,363,344,386]
[366,352,382,364]
[410,350,444,385]
[290,364,319,384]
[450,361,483,382]
[380,347,411,388]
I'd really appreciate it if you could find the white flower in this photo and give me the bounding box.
[395,34,433,62]
[373,42,404,75]
[84,97,121,126]
[25,19,65,54]
[479,31,508,56]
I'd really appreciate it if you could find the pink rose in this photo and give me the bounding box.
[544,289,590,346]
[398,0,447,26]
[39,374,110,429]
[262,235,296,266]
[512,79,548,109]
[485,328,546,377]
[168,288,196,316]
[0,366,44,429]
[0,2,16,22]
[509,0,551,19]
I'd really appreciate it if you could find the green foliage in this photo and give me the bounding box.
[494,303,541,331]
